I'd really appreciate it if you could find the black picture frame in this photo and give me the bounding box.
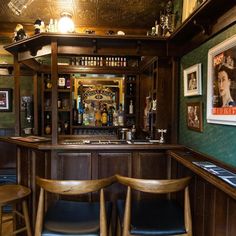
[0,88,13,112]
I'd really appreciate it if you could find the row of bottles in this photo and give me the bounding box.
[44,75,71,89]
[73,100,125,127]
[42,74,138,135]
[69,56,128,67]
[44,112,70,135]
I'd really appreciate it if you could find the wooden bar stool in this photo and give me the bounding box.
[0,184,32,236]
[116,175,192,236]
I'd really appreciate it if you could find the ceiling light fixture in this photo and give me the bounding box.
[8,0,34,15]
[58,12,75,33]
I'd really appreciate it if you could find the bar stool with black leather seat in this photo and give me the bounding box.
[116,175,192,236]
[0,184,32,236]
[35,175,115,236]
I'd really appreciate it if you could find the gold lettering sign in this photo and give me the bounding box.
[83,85,114,104]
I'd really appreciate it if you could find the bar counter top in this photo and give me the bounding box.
[0,136,183,150]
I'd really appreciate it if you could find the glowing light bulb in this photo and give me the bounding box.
[58,12,75,33]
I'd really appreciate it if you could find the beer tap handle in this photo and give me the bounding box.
[157,129,167,143]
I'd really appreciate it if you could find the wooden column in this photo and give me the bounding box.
[14,54,21,136]
[51,40,58,144]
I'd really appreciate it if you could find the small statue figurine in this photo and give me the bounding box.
[34,19,45,34]
[13,24,27,42]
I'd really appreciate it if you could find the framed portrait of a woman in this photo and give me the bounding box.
[207,34,236,126]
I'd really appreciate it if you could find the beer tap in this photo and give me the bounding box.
[158,129,167,143]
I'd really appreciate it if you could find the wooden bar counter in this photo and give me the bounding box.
[0,136,183,228]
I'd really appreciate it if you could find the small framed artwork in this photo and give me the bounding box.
[184,63,202,97]
[0,88,13,112]
[207,34,236,126]
[186,102,203,132]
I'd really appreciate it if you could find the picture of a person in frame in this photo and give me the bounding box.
[188,72,197,90]
[188,105,200,128]
[216,65,236,107]
[213,50,236,111]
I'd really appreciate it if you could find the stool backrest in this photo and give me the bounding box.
[35,176,115,236]
[116,175,192,236]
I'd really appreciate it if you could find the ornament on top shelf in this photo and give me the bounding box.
[13,24,27,42]
[34,19,45,34]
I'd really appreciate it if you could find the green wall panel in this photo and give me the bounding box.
[179,24,236,167]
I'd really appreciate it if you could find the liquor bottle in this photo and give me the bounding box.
[58,76,66,88]
[77,96,83,125]
[83,103,90,126]
[57,97,62,108]
[64,121,70,134]
[131,125,136,140]
[72,99,78,124]
[65,76,70,89]
[107,106,113,126]
[95,108,102,127]
[113,105,118,126]
[58,123,62,134]
[45,112,51,135]
[118,103,124,126]
[101,104,108,126]
[129,100,134,114]
[77,81,83,97]
[45,75,52,89]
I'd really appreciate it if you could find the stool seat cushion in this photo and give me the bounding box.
[117,199,186,236]
[42,200,112,236]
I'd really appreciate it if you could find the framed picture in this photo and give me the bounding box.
[182,0,206,22]
[184,63,202,96]
[0,88,12,112]
[207,34,236,126]
[186,102,203,132]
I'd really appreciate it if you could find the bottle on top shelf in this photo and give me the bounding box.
[129,100,134,114]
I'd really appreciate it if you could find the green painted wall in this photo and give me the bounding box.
[0,55,33,129]
[179,24,236,167]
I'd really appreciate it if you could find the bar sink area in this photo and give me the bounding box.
[60,139,160,145]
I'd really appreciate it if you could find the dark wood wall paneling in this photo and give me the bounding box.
[0,128,16,169]
[169,157,236,236]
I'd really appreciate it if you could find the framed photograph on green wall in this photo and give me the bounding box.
[0,88,12,112]
[207,34,236,126]
[186,102,203,132]
[184,63,202,97]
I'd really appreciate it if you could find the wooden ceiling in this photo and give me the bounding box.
[0,0,169,35]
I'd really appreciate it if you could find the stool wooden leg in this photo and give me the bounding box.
[12,204,16,234]
[0,205,2,236]
[22,201,32,236]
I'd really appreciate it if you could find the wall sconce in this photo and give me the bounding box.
[58,12,75,33]
[8,0,34,15]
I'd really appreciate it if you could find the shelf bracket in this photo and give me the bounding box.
[92,39,97,53]
[28,45,43,57]
[136,40,142,54]
[193,19,212,36]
